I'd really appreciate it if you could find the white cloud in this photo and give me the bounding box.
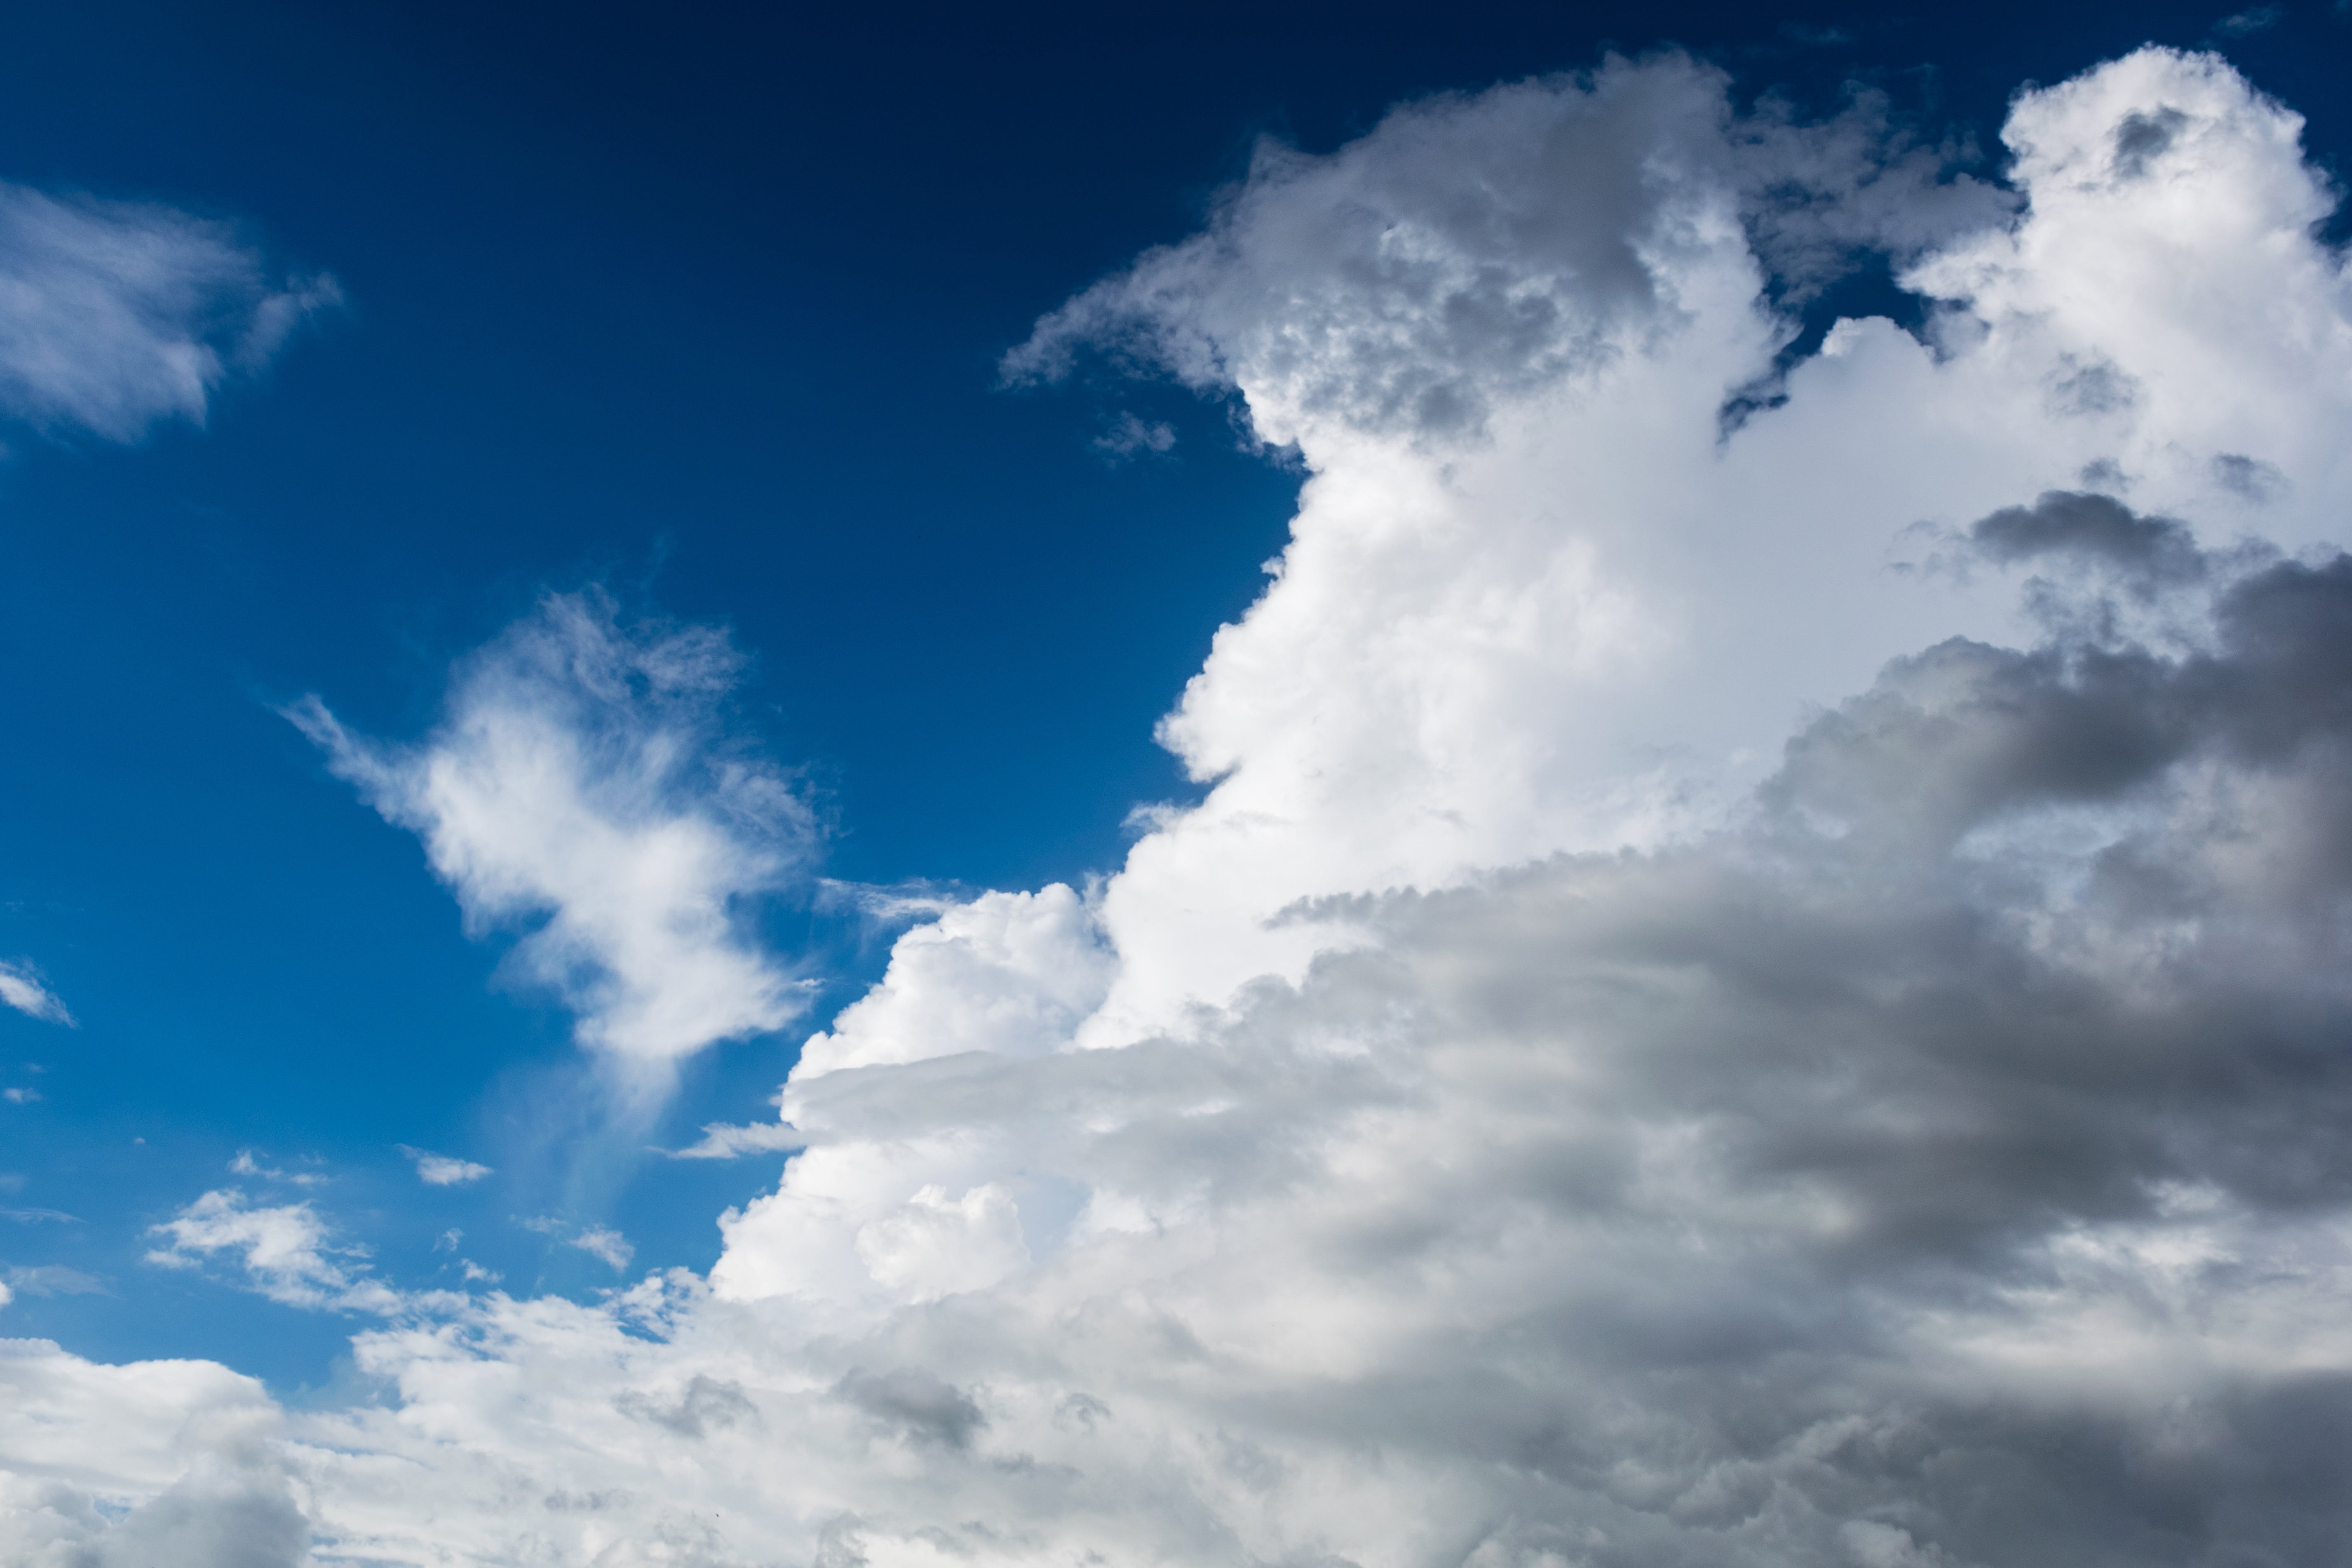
[397,1145,493,1186]
[145,1189,399,1314]
[288,590,818,1099]
[668,1118,807,1159]
[0,960,73,1026]
[4,1264,107,1297]
[0,180,337,443]
[1094,410,1177,458]
[22,45,2352,1568]
[568,1225,634,1272]
[227,1148,324,1185]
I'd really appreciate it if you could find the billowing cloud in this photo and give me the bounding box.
[288,591,818,1094]
[16,44,2352,1567]
[0,180,337,443]
[0,960,73,1026]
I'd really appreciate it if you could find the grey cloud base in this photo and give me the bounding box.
[725,529,2352,1566]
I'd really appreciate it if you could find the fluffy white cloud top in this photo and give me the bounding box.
[288,591,819,1096]
[0,180,337,443]
[13,45,2352,1568]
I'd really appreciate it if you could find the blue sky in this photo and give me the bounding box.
[9,2,2352,1562]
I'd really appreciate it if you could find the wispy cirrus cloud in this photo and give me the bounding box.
[0,180,338,443]
[0,961,72,1026]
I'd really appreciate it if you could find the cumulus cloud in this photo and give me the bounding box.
[0,960,73,1025]
[0,180,337,443]
[0,1338,306,1568]
[288,591,818,1095]
[21,43,2352,1568]
[398,1145,493,1186]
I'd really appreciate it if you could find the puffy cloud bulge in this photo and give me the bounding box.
[14,45,2352,1567]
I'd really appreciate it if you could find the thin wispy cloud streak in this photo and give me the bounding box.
[0,961,71,1025]
[0,180,336,443]
[11,41,2352,1568]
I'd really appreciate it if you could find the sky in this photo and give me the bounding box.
[6,1,2352,1564]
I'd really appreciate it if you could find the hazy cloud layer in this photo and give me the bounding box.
[0,180,336,443]
[14,45,2352,1568]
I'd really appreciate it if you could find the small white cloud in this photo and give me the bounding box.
[288,592,816,1100]
[2,1088,38,1105]
[2215,3,2285,33]
[1092,411,1177,459]
[568,1226,633,1272]
[146,1189,396,1312]
[0,181,338,443]
[227,1149,324,1185]
[0,962,73,1026]
[666,1120,808,1159]
[399,1146,493,1187]
[4,1264,107,1297]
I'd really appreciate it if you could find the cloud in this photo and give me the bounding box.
[0,960,73,1025]
[288,590,818,1095]
[0,1339,305,1568]
[667,1119,807,1159]
[397,1145,493,1186]
[0,180,337,443]
[1094,410,1177,458]
[1003,54,2012,444]
[4,1264,108,1297]
[2214,3,2286,35]
[22,44,2352,1567]
[567,1224,634,1272]
[146,1189,399,1313]
[227,1148,324,1185]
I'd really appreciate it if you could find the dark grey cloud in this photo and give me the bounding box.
[1970,490,2204,582]
[835,1368,987,1450]
[615,1375,759,1439]
[744,507,2352,1563]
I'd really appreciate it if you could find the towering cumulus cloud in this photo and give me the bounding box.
[11,46,2352,1567]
